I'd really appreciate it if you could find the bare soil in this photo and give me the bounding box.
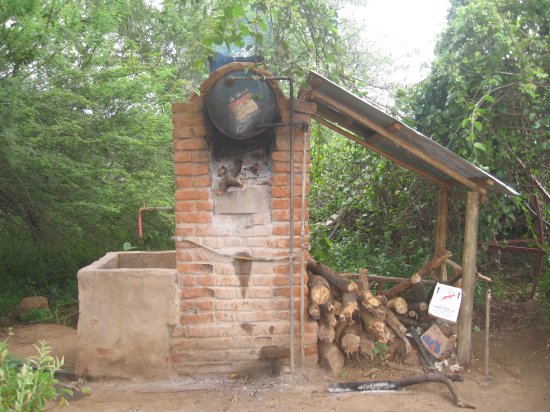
[3,300,550,412]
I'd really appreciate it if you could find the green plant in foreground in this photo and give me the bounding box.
[0,338,71,411]
[373,341,388,361]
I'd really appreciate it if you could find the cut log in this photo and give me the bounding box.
[318,342,344,376]
[318,321,335,343]
[307,258,358,292]
[380,306,407,334]
[375,295,388,305]
[395,314,431,330]
[411,281,426,303]
[332,301,343,319]
[359,308,392,344]
[368,275,436,286]
[359,292,381,311]
[408,302,428,313]
[358,269,370,291]
[386,297,408,315]
[359,331,375,359]
[308,302,320,320]
[341,292,359,319]
[320,303,337,328]
[358,269,381,310]
[334,319,349,343]
[328,372,476,409]
[383,251,452,299]
[381,307,411,353]
[340,323,361,358]
[308,273,331,305]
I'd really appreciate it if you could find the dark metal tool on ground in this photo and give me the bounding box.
[329,372,476,409]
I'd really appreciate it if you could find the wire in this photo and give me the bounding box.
[171,235,295,262]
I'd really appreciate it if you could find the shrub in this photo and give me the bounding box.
[0,337,71,411]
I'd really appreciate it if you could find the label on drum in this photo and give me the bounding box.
[228,89,260,122]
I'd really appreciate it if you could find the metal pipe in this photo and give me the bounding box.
[299,128,309,367]
[288,77,295,371]
[485,288,491,376]
[138,204,175,238]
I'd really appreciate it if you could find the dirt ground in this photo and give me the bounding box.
[3,301,550,412]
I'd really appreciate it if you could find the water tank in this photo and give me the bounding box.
[206,70,277,140]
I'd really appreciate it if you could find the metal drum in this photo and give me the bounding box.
[206,70,277,140]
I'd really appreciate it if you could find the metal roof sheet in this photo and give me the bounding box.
[303,71,519,197]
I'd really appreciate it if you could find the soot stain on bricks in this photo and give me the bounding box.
[233,252,252,298]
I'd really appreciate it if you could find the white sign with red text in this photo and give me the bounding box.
[428,283,462,323]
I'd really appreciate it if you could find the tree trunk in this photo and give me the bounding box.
[308,273,331,305]
[341,292,359,319]
[319,342,344,375]
[359,308,392,344]
[307,258,358,292]
[340,323,361,358]
[308,302,320,320]
[383,251,452,299]
[386,297,408,315]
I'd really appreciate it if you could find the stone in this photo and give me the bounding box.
[17,296,49,317]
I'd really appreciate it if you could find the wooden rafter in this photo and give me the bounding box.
[311,91,487,195]
[313,116,453,191]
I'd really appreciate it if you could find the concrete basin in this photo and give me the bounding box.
[76,251,179,380]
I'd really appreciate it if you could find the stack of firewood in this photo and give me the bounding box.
[307,251,458,374]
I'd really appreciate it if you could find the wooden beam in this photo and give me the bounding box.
[457,192,480,366]
[311,91,487,195]
[445,259,492,283]
[313,116,453,191]
[435,190,449,281]
[450,191,488,204]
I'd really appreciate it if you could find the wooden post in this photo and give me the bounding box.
[457,191,480,365]
[435,190,449,281]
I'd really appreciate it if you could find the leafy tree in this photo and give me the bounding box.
[0,0,382,311]
[394,0,549,293]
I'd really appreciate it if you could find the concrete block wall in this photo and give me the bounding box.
[171,62,318,374]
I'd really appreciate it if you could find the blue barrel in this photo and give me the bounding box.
[206,70,277,140]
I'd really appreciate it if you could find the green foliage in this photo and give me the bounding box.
[309,123,436,276]
[204,0,344,77]
[0,0,384,313]
[0,339,71,411]
[396,0,549,293]
[19,310,55,324]
[373,341,388,361]
[0,0,188,312]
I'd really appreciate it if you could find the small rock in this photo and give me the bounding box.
[16,296,49,317]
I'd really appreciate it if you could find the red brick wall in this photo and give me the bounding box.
[171,62,317,375]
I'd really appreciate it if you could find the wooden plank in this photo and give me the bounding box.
[313,116,453,191]
[311,91,487,195]
[457,192,480,366]
[445,259,492,283]
[435,190,449,281]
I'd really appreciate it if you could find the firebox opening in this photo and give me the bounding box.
[208,122,276,160]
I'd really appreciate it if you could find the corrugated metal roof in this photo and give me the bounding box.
[302,71,519,197]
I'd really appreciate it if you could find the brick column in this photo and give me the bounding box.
[170,63,317,375]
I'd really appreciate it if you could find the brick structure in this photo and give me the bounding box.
[171,62,318,374]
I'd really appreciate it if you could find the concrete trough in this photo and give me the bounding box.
[76,251,179,380]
